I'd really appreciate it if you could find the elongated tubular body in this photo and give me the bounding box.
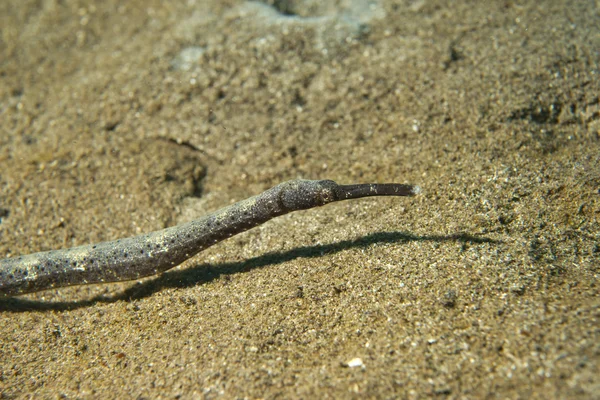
[0,179,419,296]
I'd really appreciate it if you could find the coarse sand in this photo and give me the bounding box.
[0,0,598,398]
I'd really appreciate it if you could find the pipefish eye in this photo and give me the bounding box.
[319,190,335,204]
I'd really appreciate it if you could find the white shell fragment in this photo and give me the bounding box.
[346,358,364,368]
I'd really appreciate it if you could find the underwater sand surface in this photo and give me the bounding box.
[0,0,598,398]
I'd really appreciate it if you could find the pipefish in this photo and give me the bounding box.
[0,179,420,297]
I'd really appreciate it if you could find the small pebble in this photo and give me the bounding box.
[346,358,364,368]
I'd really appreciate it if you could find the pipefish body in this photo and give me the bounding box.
[0,179,420,297]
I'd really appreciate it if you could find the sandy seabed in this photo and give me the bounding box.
[0,0,598,398]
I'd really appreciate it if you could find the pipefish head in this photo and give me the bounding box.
[278,179,340,210]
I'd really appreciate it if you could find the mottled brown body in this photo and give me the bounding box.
[0,179,419,296]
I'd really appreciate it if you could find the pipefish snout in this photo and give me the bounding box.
[0,179,420,297]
